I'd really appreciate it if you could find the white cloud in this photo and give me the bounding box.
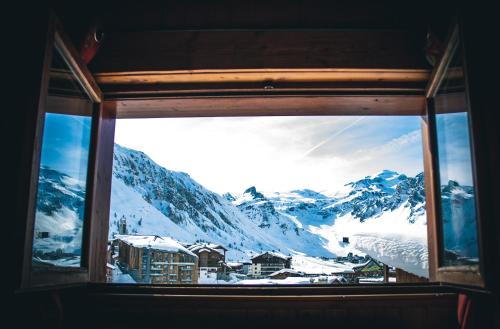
[114,116,424,195]
[352,129,421,160]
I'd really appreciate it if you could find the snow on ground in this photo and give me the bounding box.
[237,277,313,285]
[291,253,356,274]
[311,204,429,278]
[111,266,136,283]
[110,178,194,242]
[353,233,428,278]
[236,275,346,285]
[269,268,304,277]
[33,256,81,267]
[358,277,396,284]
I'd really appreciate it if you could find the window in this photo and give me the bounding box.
[22,14,490,292]
[22,15,103,287]
[426,22,484,286]
[31,46,94,268]
[434,47,479,267]
[108,116,427,285]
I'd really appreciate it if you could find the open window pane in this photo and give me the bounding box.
[32,46,94,268]
[434,43,479,267]
[108,116,428,284]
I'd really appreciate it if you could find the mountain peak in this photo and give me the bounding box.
[244,186,265,200]
[372,169,400,179]
[222,193,236,202]
[290,189,327,199]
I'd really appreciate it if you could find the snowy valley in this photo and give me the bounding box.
[33,143,477,283]
[108,144,430,280]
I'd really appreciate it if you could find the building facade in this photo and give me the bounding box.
[115,235,199,284]
[250,252,292,277]
[186,243,229,280]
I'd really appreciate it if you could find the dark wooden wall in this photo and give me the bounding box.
[461,4,500,327]
[15,284,460,329]
[8,2,500,329]
[51,0,454,75]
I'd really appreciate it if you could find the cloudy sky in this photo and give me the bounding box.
[435,112,474,186]
[114,116,426,195]
[40,113,92,183]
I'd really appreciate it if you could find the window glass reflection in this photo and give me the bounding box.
[434,44,479,266]
[32,47,93,268]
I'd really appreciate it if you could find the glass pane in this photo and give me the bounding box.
[434,44,479,267]
[108,115,427,284]
[32,46,93,268]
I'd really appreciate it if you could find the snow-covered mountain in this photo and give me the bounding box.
[109,145,430,264]
[32,167,86,265]
[264,170,425,227]
[34,144,477,277]
[110,144,332,260]
[440,180,478,261]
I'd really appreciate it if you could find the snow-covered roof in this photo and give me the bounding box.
[269,268,304,277]
[187,243,225,255]
[207,243,228,251]
[331,268,355,274]
[251,251,291,260]
[351,232,428,278]
[352,258,380,271]
[309,275,346,284]
[115,235,197,257]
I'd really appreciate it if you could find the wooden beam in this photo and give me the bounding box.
[96,68,430,96]
[88,103,116,283]
[106,95,425,119]
[421,114,439,282]
[95,69,430,85]
[425,24,459,99]
[54,17,102,103]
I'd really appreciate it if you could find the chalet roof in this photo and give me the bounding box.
[115,235,197,257]
[352,258,383,272]
[251,251,291,261]
[309,275,347,284]
[187,243,225,255]
[207,243,228,251]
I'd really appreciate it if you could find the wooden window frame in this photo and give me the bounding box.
[423,21,485,287]
[21,13,115,288]
[20,12,491,293]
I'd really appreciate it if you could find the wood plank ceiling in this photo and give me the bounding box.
[55,1,451,116]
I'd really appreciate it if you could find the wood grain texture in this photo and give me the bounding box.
[88,103,116,282]
[462,9,500,295]
[96,69,430,96]
[16,284,462,329]
[95,69,430,85]
[54,18,102,103]
[90,30,430,73]
[421,115,439,283]
[26,12,106,288]
[425,24,460,99]
[82,286,458,329]
[99,82,427,98]
[424,22,484,288]
[107,95,425,119]
[15,8,54,291]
